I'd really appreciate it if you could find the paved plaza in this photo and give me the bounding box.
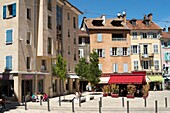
[2,91,170,113]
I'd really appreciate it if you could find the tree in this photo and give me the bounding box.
[75,57,89,79]
[53,54,67,96]
[88,50,102,86]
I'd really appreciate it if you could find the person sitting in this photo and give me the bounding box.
[31,93,37,102]
[42,93,48,101]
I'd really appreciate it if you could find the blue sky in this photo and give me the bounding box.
[69,0,170,30]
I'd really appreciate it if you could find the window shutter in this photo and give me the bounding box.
[115,64,118,72]
[6,30,12,43]
[131,45,133,54]
[157,32,160,38]
[120,47,123,56]
[168,40,170,48]
[6,56,9,69]
[113,64,115,72]
[165,53,168,61]
[127,47,130,55]
[142,61,144,69]
[12,3,16,17]
[9,56,12,69]
[98,64,102,70]
[3,5,6,19]
[102,49,105,57]
[117,48,119,55]
[97,34,102,42]
[140,32,143,38]
[138,45,140,53]
[123,63,128,72]
[161,40,164,48]
[110,48,112,56]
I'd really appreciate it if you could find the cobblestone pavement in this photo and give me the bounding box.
[2,91,170,113]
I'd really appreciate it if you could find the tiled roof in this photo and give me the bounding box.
[162,32,170,38]
[84,18,162,30]
[78,29,89,37]
[85,18,129,30]
[126,20,162,30]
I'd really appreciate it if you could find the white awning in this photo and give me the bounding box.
[99,77,110,84]
[67,74,80,79]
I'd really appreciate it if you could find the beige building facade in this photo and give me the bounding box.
[0,0,82,102]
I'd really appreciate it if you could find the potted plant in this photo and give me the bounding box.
[111,84,119,98]
[142,84,150,98]
[127,84,136,98]
[102,85,108,97]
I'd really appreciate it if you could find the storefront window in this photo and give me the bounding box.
[38,80,43,93]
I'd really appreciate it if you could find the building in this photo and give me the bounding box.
[80,13,163,92]
[161,27,170,89]
[0,0,82,103]
[127,13,163,90]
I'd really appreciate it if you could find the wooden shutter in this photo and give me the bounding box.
[110,48,112,56]
[12,3,16,17]
[3,5,6,19]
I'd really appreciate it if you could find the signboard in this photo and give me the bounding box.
[23,75,34,79]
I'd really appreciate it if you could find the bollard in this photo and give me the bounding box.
[165,98,167,108]
[47,98,50,111]
[22,96,25,105]
[99,101,101,113]
[144,98,146,107]
[25,97,27,110]
[100,97,102,107]
[59,96,61,106]
[72,98,75,113]
[155,100,158,113]
[122,97,124,107]
[127,101,129,113]
[40,98,42,106]
[79,96,81,107]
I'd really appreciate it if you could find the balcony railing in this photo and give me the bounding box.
[140,53,154,59]
[112,38,127,41]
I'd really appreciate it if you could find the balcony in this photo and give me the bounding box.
[112,38,127,41]
[140,53,154,60]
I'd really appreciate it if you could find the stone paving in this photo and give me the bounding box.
[2,90,170,113]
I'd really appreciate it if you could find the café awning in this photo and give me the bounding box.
[98,77,110,84]
[147,75,163,82]
[108,75,145,84]
[67,74,80,79]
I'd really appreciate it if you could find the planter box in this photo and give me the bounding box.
[111,93,119,98]
[127,94,134,98]
[103,93,108,97]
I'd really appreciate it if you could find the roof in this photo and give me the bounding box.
[84,18,162,30]
[84,18,129,30]
[126,20,162,30]
[78,29,89,37]
[162,32,170,39]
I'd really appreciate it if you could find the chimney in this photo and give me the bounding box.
[101,15,106,25]
[148,13,153,22]
[122,11,126,23]
[117,12,121,18]
[143,15,147,20]
[168,27,170,33]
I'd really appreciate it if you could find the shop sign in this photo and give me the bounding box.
[23,75,34,79]
[38,75,45,79]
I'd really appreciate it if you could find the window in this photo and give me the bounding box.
[74,32,76,44]
[48,15,52,29]
[68,29,70,37]
[48,0,52,11]
[96,49,105,57]
[113,63,118,72]
[67,12,70,20]
[123,47,127,55]
[26,57,31,69]
[73,79,76,89]
[110,47,117,56]
[142,33,147,38]
[142,61,149,69]
[41,60,46,70]
[79,49,84,58]
[131,45,138,54]
[98,64,102,71]
[132,32,137,39]
[132,21,136,26]
[164,41,168,48]
[134,61,138,70]
[27,8,31,20]
[3,3,16,19]
[164,52,170,61]
[6,29,13,44]
[154,60,159,70]
[73,17,76,29]
[27,32,31,45]
[48,37,52,54]
[145,21,149,26]
[6,56,12,70]
[153,45,158,53]
[153,33,157,38]
[74,48,76,61]
[68,46,70,54]
[97,34,102,42]
[123,63,128,72]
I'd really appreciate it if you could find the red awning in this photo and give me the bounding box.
[108,75,145,84]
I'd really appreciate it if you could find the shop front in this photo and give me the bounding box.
[67,74,80,93]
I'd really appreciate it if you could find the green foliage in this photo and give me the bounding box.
[111,84,119,94]
[88,50,102,85]
[75,58,89,79]
[53,54,67,81]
